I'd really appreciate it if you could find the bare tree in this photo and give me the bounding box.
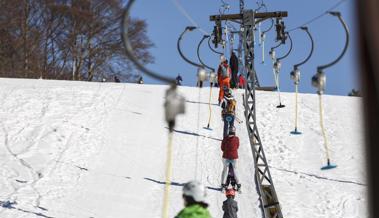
[0,0,154,81]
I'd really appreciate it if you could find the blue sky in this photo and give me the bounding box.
[130,0,357,96]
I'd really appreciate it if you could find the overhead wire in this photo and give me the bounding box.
[170,0,210,35]
[171,0,214,197]
[287,0,349,32]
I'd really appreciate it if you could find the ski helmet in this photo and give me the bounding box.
[220,55,227,63]
[225,188,235,197]
[182,180,207,203]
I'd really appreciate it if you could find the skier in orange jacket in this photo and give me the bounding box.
[217,55,231,104]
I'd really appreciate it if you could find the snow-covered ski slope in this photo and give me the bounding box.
[0,78,366,218]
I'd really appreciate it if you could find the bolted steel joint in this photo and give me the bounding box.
[164,85,185,132]
[311,70,326,95]
[290,68,300,84]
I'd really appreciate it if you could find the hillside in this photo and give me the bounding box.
[0,78,366,218]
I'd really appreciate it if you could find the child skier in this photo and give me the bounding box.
[221,89,236,138]
[222,188,238,218]
[221,126,241,191]
[175,180,212,218]
[176,74,183,86]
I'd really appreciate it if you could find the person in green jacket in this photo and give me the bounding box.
[175,180,212,218]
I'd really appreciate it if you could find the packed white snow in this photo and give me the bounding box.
[0,78,366,218]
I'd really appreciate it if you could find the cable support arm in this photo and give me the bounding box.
[294,26,314,69]
[269,40,283,61]
[121,0,175,84]
[271,40,283,50]
[277,32,293,61]
[177,26,204,68]
[262,18,274,35]
[122,0,186,133]
[197,35,215,72]
[317,11,350,72]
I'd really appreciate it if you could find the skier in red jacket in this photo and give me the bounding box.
[221,126,241,191]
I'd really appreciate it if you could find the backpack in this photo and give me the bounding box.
[221,65,229,79]
[225,98,236,114]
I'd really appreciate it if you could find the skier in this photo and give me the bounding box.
[176,74,183,86]
[238,74,246,89]
[221,88,236,138]
[138,76,144,84]
[217,55,231,104]
[229,52,239,89]
[222,188,238,218]
[114,76,120,83]
[221,126,241,192]
[175,180,212,218]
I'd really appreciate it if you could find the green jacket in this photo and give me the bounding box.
[175,204,212,218]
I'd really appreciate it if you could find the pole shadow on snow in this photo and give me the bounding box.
[270,166,367,186]
[166,128,222,142]
[185,100,219,107]
[144,178,221,192]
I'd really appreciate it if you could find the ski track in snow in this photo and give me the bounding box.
[0,78,367,218]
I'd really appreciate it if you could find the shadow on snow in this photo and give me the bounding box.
[166,128,222,142]
[144,178,221,192]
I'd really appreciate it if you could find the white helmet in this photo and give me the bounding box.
[182,180,207,203]
[220,55,227,63]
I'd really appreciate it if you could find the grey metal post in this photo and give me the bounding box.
[238,0,244,81]
[210,10,287,218]
[242,10,283,218]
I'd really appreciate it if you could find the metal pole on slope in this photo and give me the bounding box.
[311,11,349,170]
[271,32,293,108]
[177,26,208,88]
[121,2,186,217]
[211,9,288,218]
[197,35,216,130]
[238,0,244,85]
[260,18,274,64]
[290,26,314,135]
